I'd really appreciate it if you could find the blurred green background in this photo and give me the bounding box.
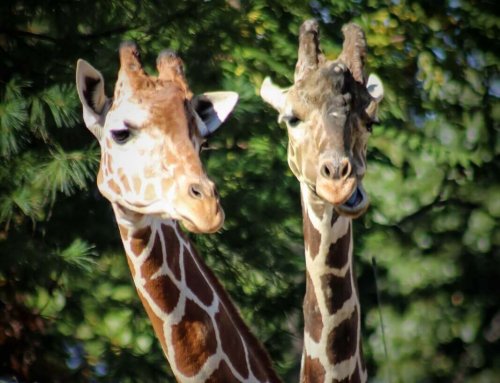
[0,0,498,382]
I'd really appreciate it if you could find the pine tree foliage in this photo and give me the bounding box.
[0,78,30,157]
[0,0,499,382]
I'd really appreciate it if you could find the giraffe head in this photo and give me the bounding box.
[76,43,238,233]
[261,20,383,218]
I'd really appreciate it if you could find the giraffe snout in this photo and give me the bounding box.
[316,156,357,206]
[181,178,223,233]
[320,157,352,181]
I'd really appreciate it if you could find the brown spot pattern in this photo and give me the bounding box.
[117,224,129,238]
[250,350,271,383]
[162,224,181,280]
[321,268,352,314]
[184,249,214,307]
[129,226,152,257]
[332,365,362,383]
[172,299,217,377]
[121,174,131,193]
[139,230,180,314]
[303,207,321,260]
[302,355,326,383]
[135,290,168,356]
[96,168,104,185]
[326,307,358,365]
[162,177,173,196]
[215,306,249,379]
[175,239,281,382]
[303,272,323,342]
[108,179,121,194]
[144,183,156,201]
[330,211,339,227]
[142,273,180,315]
[325,224,351,269]
[350,364,362,383]
[133,175,141,194]
[105,153,113,173]
[206,360,235,382]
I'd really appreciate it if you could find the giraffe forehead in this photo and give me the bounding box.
[106,98,151,129]
[109,83,191,132]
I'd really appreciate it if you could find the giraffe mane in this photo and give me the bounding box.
[189,248,278,376]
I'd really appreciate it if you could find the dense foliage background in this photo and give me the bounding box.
[1,0,498,382]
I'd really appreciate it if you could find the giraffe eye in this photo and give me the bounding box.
[285,115,301,128]
[365,120,379,132]
[111,129,131,144]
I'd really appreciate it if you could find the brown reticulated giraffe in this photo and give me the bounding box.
[76,42,281,383]
[261,20,384,383]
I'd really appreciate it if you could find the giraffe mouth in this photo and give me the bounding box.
[179,215,200,233]
[344,187,362,207]
[336,184,369,218]
[179,216,221,234]
[178,205,224,234]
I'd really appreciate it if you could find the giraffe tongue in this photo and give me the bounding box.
[344,188,361,208]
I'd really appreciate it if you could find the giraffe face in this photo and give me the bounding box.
[261,22,383,218]
[76,44,238,233]
[98,87,221,233]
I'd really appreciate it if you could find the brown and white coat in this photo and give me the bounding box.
[76,43,281,383]
[261,20,384,382]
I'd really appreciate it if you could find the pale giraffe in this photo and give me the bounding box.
[261,20,384,382]
[76,42,281,382]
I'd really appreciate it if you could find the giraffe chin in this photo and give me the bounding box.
[178,209,225,234]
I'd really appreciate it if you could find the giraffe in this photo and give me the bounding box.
[75,42,282,383]
[261,20,384,382]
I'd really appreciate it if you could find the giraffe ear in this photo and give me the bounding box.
[260,77,287,113]
[366,74,384,102]
[192,91,238,137]
[365,74,384,119]
[75,59,110,140]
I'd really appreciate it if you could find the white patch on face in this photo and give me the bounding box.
[105,99,150,131]
[110,133,158,171]
[99,101,169,207]
[281,104,306,141]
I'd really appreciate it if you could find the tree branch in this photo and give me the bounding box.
[0,25,136,44]
[0,28,58,43]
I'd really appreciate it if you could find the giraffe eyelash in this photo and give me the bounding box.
[111,120,140,144]
[111,129,132,144]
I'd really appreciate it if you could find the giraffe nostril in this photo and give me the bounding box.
[188,183,204,200]
[321,163,334,179]
[320,159,352,180]
[340,161,351,179]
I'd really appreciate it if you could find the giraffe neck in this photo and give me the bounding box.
[112,204,281,383]
[299,184,367,383]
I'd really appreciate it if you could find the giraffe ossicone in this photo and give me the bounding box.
[261,20,384,382]
[76,42,281,382]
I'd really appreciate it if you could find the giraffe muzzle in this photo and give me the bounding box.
[315,156,370,217]
[336,183,370,218]
[316,156,357,206]
[175,179,224,233]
